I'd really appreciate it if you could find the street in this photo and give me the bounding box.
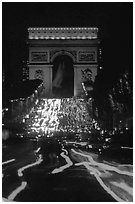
[2,138,133,202]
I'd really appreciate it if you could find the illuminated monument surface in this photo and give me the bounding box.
[28,27,99,97]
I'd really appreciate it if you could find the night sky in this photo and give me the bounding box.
[3,2,133,90]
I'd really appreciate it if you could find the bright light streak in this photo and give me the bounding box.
[119,164,133,167]
[8,181,27,201]
[18,155,43,177]
[51,150,73,174]
[110,181,133,196]
[2,159,15,165]
[71,149,133,177]
[75,161,124,202]
[66,141,88,146]
[62,148,68,155]
[3,197,11,202]
[72,149,133,202]
[35,147,41,153]
[121,146,133,150]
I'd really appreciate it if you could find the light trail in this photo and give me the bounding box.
[2,159,16,187]
[71,149,133,177]
[8,181,27,201]
[3,197,12,202]
[51,150,73,174]
[110,181,133,196]
[66,141,88,147]
[119,164,133,167]
[4,150,43,201]
[62,148,68,155]
[75,161,124,202]
[18,154,43,177]
[72,149,133,202]
[2,159,15,165]
[35,147,41,153]
[121,146,133,150]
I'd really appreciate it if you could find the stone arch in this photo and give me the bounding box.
[50,50,76,63]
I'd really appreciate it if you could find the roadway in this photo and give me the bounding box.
[2,137,133,202]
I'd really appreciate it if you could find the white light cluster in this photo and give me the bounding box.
[28,27,98,31]
[25,98,94,136]
[92,118,100,130]
[29,36,97,40]
[28,27,98,40]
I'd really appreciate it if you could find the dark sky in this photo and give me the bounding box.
[2,2,133,87]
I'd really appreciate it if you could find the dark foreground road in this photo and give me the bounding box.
[2,138,133,202]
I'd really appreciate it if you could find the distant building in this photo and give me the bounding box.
[27,27,100,97]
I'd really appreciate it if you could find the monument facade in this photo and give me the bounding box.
[28,27,99,97]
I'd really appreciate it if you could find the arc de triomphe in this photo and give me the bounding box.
[28,27,99,97]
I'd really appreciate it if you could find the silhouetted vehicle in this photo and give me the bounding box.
[38,138,62,164]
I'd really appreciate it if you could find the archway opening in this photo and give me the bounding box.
[52,55,74,98]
